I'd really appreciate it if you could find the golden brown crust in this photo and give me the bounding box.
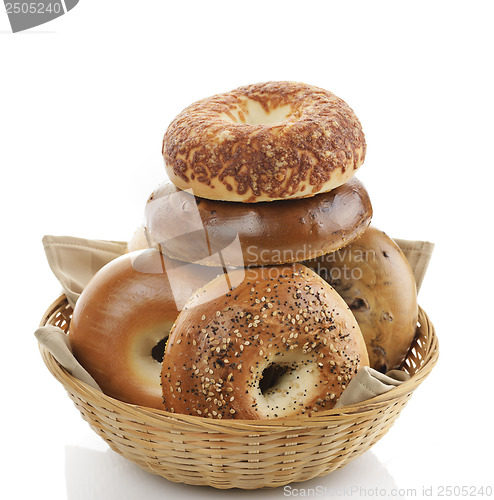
[145,177,372,267]
[304,227,418,371]
[163,81,366,202]
[68,249,222,409]
[161,265,369,419]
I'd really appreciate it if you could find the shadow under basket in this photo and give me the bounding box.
[39,295,439,490]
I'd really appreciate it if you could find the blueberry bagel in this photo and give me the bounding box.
[304,227,418,372]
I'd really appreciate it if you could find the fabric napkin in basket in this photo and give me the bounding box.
[37,234,434,408]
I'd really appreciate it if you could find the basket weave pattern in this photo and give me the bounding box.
[39,295,438,489]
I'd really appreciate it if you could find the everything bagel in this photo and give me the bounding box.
[161,265,369,419]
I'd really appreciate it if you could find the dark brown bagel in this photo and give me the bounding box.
[163,81,366,202]
[145,177,372,267]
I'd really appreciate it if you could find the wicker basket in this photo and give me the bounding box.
[39,294,438,490]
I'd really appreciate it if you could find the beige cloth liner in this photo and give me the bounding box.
[42,235,128,309]
[35,325,101,390]
[334,367,410,409]
[394,238,434,293]
[37,234,434,407]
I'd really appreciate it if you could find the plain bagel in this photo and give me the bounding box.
[69,249,224,409]
[161,264,369,419]
[163,81,366,202]
[145,177,372,267]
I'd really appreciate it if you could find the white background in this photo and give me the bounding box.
[1,1,494,498]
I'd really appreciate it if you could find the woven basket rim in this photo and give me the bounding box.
[39,294,439,428]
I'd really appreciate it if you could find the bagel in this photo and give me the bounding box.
[68,249,224,409]
[145,177,372,267]
[163,81,366,202]
[304,227,418,372]
[161,264,369,419]
[127,225,150,253]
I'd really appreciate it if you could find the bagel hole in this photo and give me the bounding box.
[246,101,292,125]
[151,336,168,363]
[223,100,292,126]
[259,363,292,395]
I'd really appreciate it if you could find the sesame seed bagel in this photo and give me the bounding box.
[69,249,223,409]
[145,177,372,267]
[161,264,369,419]
[163,81,366,203]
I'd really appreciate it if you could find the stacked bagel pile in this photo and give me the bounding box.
[69,82,419,419]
